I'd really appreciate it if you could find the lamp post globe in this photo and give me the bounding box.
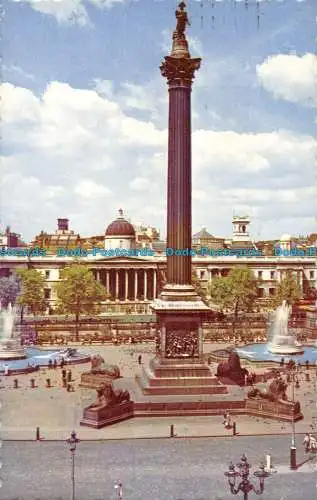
[225,454,270,499]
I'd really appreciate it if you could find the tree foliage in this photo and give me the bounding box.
[209,266,259,319]
[271,271,302,308]
[55,264,109,340]
[16,268,46,316]
[0,274,21,308]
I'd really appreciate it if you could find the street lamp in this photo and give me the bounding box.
[290,367,299,470]
[224,454,270,499]
[67,431,79,500]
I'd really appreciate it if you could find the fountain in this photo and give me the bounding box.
[211,300,317,365]
[0,304,91,374]
[267,300,304,355]
[0,304,27,360]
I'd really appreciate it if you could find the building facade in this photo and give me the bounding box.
[1,212,316,314]
[0,253,316,315]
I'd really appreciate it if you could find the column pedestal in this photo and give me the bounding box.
[136,298,227,396]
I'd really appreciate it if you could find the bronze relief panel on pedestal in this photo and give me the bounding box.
[164,322,199,358]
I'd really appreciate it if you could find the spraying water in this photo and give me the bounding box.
[268,300,304,355]
[0,304,26,360]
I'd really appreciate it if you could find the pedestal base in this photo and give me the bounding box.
[245,399,303,422]
[80,401,134,428]
[137,356,228,396]
[80,372,116,390]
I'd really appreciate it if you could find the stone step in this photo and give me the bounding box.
[135,375,228,395]
[145,375,222,387]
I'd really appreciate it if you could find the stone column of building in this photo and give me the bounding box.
[153,269,157,299]
[106,271,110,296]
[144,270,148,300]
[115,270,119,300]
[96,270,100,281]
[125,270,129,300]
[298,269,303,291]
[134,270,138,301]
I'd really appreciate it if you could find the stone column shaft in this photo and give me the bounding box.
[115,270,119,300]
[106,271,110,295]
[134,271,138,300]
[166,83,192,285]
[153,269,157,299]
[125,270,129,300]
[144,269,148,300]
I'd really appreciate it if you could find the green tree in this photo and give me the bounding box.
[55,264,109,341]
[272,271,302,308]
[209,266,259,333]
[0,274,21,308]
[16,269,46,319]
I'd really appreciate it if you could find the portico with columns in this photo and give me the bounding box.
[93,262,158,302]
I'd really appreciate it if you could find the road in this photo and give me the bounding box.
[1,436,316,500]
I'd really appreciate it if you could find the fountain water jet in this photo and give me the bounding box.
[267,300,304,355]
[0,304,27,360]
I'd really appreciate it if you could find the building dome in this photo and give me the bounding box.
[280,234,291,242]
[105,209,135,237]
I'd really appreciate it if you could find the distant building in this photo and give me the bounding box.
[32,218,81,251]
[135,224,160,249]
[0,226,24,248]
[192,228,225,251]
[105,209,136,250]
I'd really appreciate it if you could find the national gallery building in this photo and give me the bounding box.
[0,211,316,315]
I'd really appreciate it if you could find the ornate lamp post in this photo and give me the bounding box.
[224,454,270,500]
[290,366,299,470]
[67,431,79,500]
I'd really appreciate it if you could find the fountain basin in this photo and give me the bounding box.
[235,343,317,364]
[0,347,91,375]
[0,339,27,360]
[267,343,304,355]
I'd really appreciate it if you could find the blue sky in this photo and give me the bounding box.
[1,0,316,243]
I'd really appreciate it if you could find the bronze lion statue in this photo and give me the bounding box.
[90,355,120,378]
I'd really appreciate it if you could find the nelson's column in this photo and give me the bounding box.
[137,2,226,398]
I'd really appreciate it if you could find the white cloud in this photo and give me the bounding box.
[129,177,150,191]
[1,80,315,241]
[256,53,317,107]
[193,190,207,201]
[93,79,114,99]
[74,180,111,198]
[13,0,130,26]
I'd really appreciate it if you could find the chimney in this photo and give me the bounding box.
[57,218,69,231]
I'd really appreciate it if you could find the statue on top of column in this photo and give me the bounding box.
[175,1,190,38]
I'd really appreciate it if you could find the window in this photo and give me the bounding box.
[258,288,264,298]
[269,288,275,296]
[200,270,204,279]
[310,271,315,279]
[242,225,246,233]
[44,288,51,299]
[270,271,275,279]
[45,270,50,279]
[258,271,263,278]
